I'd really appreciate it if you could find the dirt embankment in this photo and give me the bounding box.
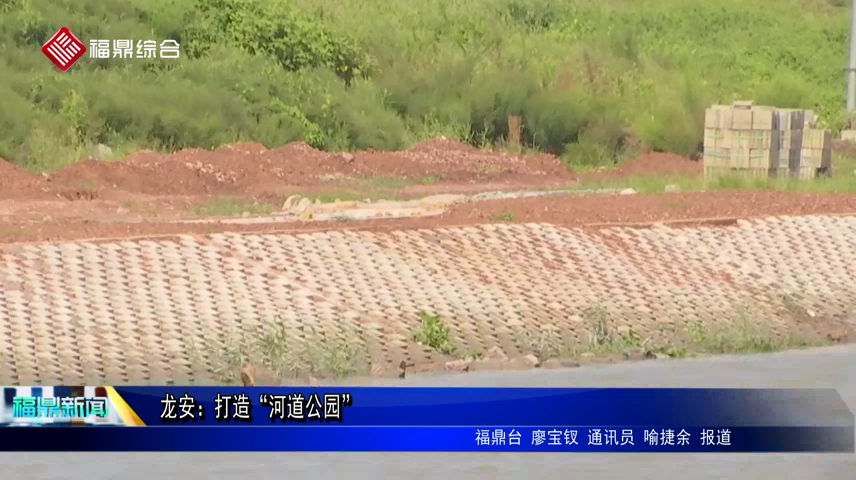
[1,139,588,200]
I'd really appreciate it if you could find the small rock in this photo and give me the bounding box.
[240,368,255,387]
[240,364,279,386]
[93,143,113,159]
[470,358,506,372]
[653,352,672,360]
[241,211,251,218]
[484,345,508,362]
[370,363,386,377]
[616,325,631,335]
[281,194,302,212]
[363,198,372,203]
[502,358,534,370]
[307,376,320,387]
[664,184,680,193]
[295,197,313,213]
[521,354,540,368]
[444,359,472,372]
[116,207,130,215]
[542,358,581,369]
[314,198,322,205]
[342,153,355,163]
[827,329,849,342]
[623,350,648,361]
[619,188,637,195]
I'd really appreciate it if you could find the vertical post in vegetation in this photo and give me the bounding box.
[847,0,856,115]
[507,116,522,151]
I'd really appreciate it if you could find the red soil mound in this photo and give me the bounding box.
[0,158,51,200]
[31,139,576,197]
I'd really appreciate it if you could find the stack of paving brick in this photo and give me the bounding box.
[703,101,830,180]
[703,101,781,178]
[798,128,832,179]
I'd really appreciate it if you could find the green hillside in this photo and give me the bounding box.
[0,0,850,171]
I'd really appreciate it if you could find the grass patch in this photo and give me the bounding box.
[521,304,829,364]
[201,318,368,385]
[489,212,517,222]
[362,175,441,188]
[576,154,856,194]
[190,196,277,216]
[3,0,851,172]
[0,226,27,238]
[412,311,456,355]
[581,305,647,355]
[296,189,400,204]
[686,313,823,354]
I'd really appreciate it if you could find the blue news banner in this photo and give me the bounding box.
[0,388,852,452]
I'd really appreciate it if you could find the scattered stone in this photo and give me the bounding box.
[241,211,251,218]
[653,352,672,360]
[623,350,648,361]
[521,354,540,368]
[619,188,637,195]
[484,345,508,362]
[542,358,581,369]
[240,368,255,387]
[281,194,302,212]
[827,329,849,343]
[370,363,386,377]
[239,364,280,387]
[295,197,313,213]
[363,198,372,203]
[664,184,681,193]
[314,198,322,205]
[444,359,472,372]
[93,143,113,159]
[341,153,355,163]
[470,358,506,371]
[307,376,320,387]
[502,357,535,370]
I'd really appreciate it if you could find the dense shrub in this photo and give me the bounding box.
[0,0,849,170]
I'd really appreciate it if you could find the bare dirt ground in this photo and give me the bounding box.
[1,139,856,383]
[0,138,851,244]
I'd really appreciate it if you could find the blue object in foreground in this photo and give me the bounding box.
[0,426,852,452]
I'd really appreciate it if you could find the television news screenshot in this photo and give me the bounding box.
[0,0,854,478]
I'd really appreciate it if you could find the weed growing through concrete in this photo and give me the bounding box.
[581,305,644,354]
[519,327,564,359]
[685,311,822,355]
[412,311,456,355]
[201,318,368,385]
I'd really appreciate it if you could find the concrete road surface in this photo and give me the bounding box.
[5,345,855,479]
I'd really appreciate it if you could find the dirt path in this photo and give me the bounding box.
[1,190,855,244]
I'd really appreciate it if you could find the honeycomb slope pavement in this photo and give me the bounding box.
[0,214,855,385]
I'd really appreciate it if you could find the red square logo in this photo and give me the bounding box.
[42,27,87,72]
